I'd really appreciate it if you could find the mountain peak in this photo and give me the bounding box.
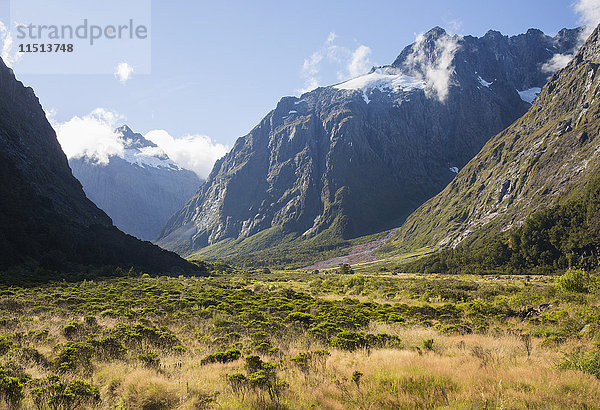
[116,124,134,136]
[423,26,447,39]
[483,29,505,39]
[525,28,544,37]
[116,124,158,149]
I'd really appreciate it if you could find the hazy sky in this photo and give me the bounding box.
[0,0,591,176]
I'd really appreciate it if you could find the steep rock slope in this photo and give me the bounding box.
[70,125,201,241]
[158,27,582,261]
[0,58,196,275]
[388,24,600,256]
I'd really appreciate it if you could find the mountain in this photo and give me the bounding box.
[69,125,201,241]
[386,24,600,273]
[157,26,583,266]
[0,58,197,278]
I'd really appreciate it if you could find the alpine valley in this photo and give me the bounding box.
[2,6,600,408]
[157,26,584,268]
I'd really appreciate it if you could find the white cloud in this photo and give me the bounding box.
[347,45,372,79]
[446,19,464,35]
[541,53,574,73]
[299,51,323,93]
[298,32,373,94]
[575,0,600,36]
[0,21,23,68]
[114,62,134,84]
[403,32,460,102]
[144,130,228,179]
[53,108,125,165]
[51,108,228,178]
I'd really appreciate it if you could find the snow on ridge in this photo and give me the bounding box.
[477,76,492,88]
[123,147,181,171]
[517,87,542,104]
[333,67,425,103]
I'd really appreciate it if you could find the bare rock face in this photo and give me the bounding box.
[0,58,196,275]
[390,24,600,252]
[157,27,582,258]
[70,125,201,241]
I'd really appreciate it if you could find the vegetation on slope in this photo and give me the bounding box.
[400,174,600,275]
[190,223,388,269]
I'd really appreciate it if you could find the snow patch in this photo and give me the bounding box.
[334,67,425,103]
[123,147,181,170]
[478,76,492,88]
[517,87,542,104]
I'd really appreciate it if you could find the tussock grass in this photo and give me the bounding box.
[0,272,599,408]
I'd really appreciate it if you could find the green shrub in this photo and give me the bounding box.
[227,355,287,399]
[422,338,434,351]
[110,323,180,350]
[556,268,589,293]
[91,336,127,361]
[31,376,100,410]
[27,328,49,342]
[330,331,367,351]
[0,337,12,356]
[365,333,402,348]
[137,352,160,369]
[352,370,363,389]
[227,373,248,394]
[285,312,315,328]
[0,374,24,408]
[10,347,49,368]
[54,342,95,374]
[338,264,354,275]
[200,348,241,365]
[61,322,84,340]
[290,350,330,374]
[559,348,600,378]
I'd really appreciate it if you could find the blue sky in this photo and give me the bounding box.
[0,0,590,176]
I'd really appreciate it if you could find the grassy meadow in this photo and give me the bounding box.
[0,268,598,408]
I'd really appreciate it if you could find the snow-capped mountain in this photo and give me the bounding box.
[70,125,201,241]
[157,26,583,266]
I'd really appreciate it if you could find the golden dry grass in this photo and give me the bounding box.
[11,324,595,409]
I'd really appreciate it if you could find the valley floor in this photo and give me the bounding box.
[0,270,598,409]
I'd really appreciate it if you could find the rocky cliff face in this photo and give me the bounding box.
[157,26,582,258]
[388,24,600,253]
[0,58,196,274]
[70,125,201,241]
